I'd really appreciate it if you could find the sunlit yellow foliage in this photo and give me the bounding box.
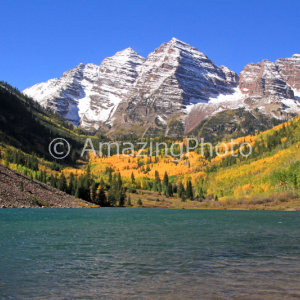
[63,168,85,177]
[87,150,207,181]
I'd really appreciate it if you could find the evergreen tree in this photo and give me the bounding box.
[117,189,126,207]
[72,178,78,196]
[152,181,161,192]
[95,186,107,206]
[127,194,132,206]
[67,172,75,195]
[50,174,55,187]
[172,183,177,194]
[76,175,90,201]
[166,182,173,197]
[131,172,135,184]
[107,189,117,206]
[108,168,113,185]
[100,178,105,188]
[54,173,58,188]
[58,173,67,192]
[155,170,160,184]
[112,173,117,188]
[86,164,91,185]
[163,171,169,187]
[186,180,193,200]
[181,194,186,202]
[178,182,185,198]
[117,173,122,190]
[199,187,205,199]
[91,182,98,203]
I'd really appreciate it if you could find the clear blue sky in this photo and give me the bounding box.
[0,0,299,91]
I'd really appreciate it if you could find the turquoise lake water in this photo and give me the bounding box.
[0,208,300,299]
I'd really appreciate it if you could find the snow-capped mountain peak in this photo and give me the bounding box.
[23,40,300,136]
[23,48,145,129]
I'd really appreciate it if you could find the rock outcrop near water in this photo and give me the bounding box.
[0,164,94,208]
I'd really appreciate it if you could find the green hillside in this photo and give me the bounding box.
[0,82,101,163]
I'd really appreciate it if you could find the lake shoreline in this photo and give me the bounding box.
[1,161,299,210]
[1,204,299,211]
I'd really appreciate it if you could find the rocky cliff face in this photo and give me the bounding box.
[23,48,145,130]
[276,54,300,95]
[23,38,300,137]
[109,38,240,136]
[239,60,294,99]
[237,58,300,120]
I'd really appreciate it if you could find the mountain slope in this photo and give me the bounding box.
[109,38,239,136]
[23,38,300,138]
[85,115,300,210]
[0,82,95,162]
[23,48,145,130]
[0,164,94,208]
[185,57,300,135]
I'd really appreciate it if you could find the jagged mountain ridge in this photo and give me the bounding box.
[276,54,300,96]
[110,38,240,136]
[23,38,300,137]
[24,48,145,129]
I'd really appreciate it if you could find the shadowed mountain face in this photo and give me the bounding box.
[0,82,89,161]
[23,39,300,138]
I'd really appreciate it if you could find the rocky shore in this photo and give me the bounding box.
[0,164,96,208]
